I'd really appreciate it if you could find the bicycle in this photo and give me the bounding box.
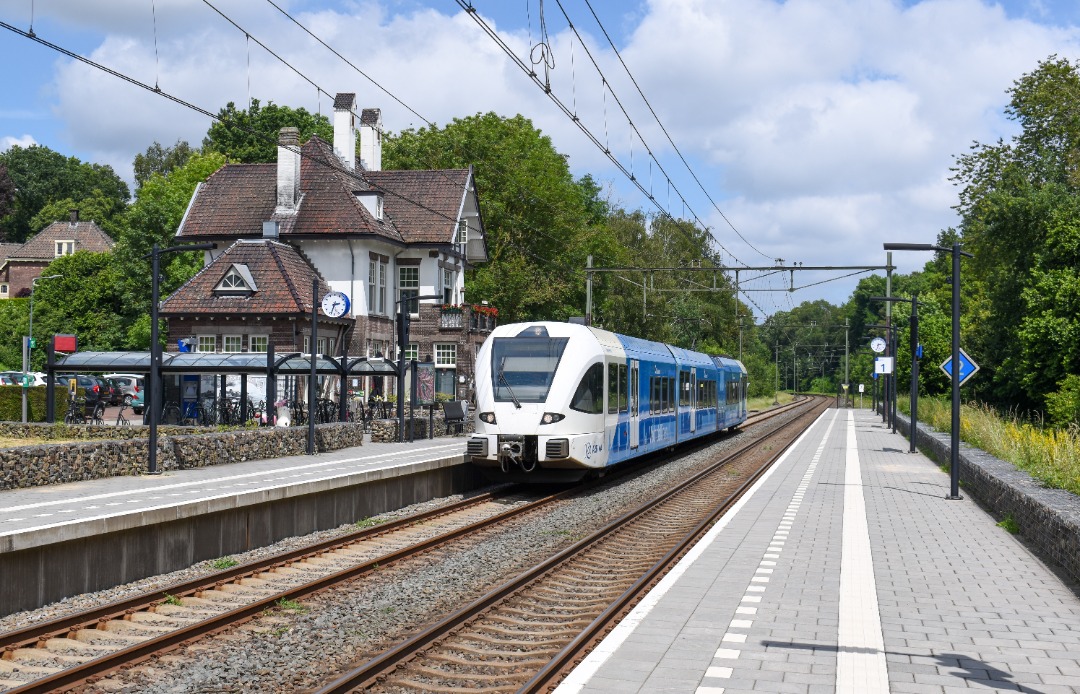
[115,403,130,426]
[90,402,106,426]
[64,397,87,425]
[161,402,182,425]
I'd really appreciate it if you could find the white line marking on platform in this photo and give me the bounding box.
[837,409,889,693]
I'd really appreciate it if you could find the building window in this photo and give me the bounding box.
[249,335,268,353]
[442,268,454,304]
[378,260,387,314]
[369,258,388,314]
[457,219,468,246]
[222,335,242,353]
[197,335,217,353]
[435,344,457,367]
[399,266,419,314]
[403,343,419,361]
[55,240,75,257]
[0,284,7,296]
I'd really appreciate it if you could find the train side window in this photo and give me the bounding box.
[649,377,659,413]
[619,364,628,413]
[570,363,605,414]
[679,371,690,407]
[608,363,619,414]
[669,377,676,412]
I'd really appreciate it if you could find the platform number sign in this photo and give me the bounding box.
[939,348,980,387]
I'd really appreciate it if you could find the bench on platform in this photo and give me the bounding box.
[442,400,468,436]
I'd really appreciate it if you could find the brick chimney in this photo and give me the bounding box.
[333,93,357,171]
[69,209,79,225]
[359,108,382,172]
[276,127,301,213]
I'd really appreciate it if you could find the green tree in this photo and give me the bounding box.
[113,151,227,347]
[385,112,613,323]
[0,145,129,243]
[134,140,194,189]
[203,99,332,163]
[0,164,14,219]
[951,56,1080,411]
[29,194,125,239]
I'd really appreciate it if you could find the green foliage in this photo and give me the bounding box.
[0,144,129,243]
[29,194,125,238]
[202,99,332,163]
[134,140,194,189]
[997,514,1020,534]
[162,593,182,606]
[209,557,239,570]
[0,164,15,218]
[0,386,71,422]
[1045,375,1080,428]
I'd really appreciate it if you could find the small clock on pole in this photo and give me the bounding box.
[320,291,351,318]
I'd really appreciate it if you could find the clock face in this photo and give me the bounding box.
[871,337,887,353]
[321,291,350,318]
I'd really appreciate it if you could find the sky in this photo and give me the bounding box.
[3,0,1080,321]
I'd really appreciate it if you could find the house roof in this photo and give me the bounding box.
[367,169,470,244]
[176,135,472,247]
[159,239,337,318]
[11,221,114,260]
[0,243,21,267]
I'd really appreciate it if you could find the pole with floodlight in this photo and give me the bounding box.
[23,274,62,423]
[883,242,972,499]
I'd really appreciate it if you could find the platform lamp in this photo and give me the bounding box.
[884,242,972,500]
[22,274,62,423]
[870,295,924,453]
[146,242,215,475]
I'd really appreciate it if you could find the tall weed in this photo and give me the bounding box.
[903,397,1080,495]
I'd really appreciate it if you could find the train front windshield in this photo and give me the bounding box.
[490,336,569,403]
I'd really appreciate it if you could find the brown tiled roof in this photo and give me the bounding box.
[366,169,469,243]
[13,221,114,259]
[360,108,380,126]
[176,136,469,246]
[0,243,22,267]
[159,239,336,317]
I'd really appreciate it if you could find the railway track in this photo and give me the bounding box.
[317,396,831,693]
[0,396,818,693]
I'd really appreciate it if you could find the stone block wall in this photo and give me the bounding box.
[892,410,1080,587]
[0,422,366,491]
[369,412,475,442]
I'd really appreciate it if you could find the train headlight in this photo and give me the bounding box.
[479,412,497,424]
[540,412,565,424]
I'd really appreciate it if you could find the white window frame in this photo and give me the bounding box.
[378,260,387,314]
[0,284,7,296]
[196,335,217,353]
[403,343,419,361]
[399,266,419,315]
[222,334,242,353]
[435,344,457,367]
[249,335,269,353]
[55,240,75,257]
[367,259,377,313]
[442,268,454,305]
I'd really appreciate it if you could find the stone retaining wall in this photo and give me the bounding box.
[891,410,1080,586]
[369,412,475,442]
[0,422,366,491]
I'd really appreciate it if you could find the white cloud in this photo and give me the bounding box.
[1,135,38,151]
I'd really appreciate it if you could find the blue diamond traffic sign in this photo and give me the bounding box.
[940,348,979,387]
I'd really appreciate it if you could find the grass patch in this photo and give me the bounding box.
[997,514,1020,534]
[353,517,386,530]
[162,593,182,606]
[0,435,82,449]
[903,397,1080,496]
[749,391,794,411]
[209,557,239,570]
[276,598,307,613]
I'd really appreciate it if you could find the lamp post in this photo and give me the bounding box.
[884,242,972,499]
[395,291,442,442]
[23,274,62,423]
[870,295,923,452]
[147,243,214,474]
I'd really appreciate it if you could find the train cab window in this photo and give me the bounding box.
[570,363,605,414]
[491,335,570,403]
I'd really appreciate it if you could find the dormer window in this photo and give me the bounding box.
[355,191,384,221]
[56,240,75,257]
[213,264,257,296]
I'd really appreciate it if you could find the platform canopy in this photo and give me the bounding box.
[52,351,400,376]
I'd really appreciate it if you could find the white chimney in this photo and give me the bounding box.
[276,127,301,213]
[333,93,357,171]
[359,108,382,171]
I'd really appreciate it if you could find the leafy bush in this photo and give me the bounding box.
[1045,375,1080,428]
[0,386,72,422]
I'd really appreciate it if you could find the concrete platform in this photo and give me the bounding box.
[0,437,474,617]
[557,408,1080,694]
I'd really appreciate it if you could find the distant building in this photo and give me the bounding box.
[0,210,113,298]
[164,92,492,402]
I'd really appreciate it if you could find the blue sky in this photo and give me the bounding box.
[3,1,1080,318]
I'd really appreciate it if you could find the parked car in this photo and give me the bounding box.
[104,374,144,406]
[130,388,145,415]
[101,377,122,406]
[0,374,15,386]
[0,371,46,387]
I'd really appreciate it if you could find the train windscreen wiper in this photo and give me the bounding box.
[497,358,522,409]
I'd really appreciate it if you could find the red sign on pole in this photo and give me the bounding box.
[53,334,77,353]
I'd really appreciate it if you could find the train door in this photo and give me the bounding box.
[689,368,697,433]
[629,360,639,449]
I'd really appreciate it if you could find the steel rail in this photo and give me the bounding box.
[313,396,828,693]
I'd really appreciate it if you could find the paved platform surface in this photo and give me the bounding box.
[557,408,1080,694]
[0,436,466,553]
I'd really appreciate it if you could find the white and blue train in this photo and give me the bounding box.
[466,321,748,481]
